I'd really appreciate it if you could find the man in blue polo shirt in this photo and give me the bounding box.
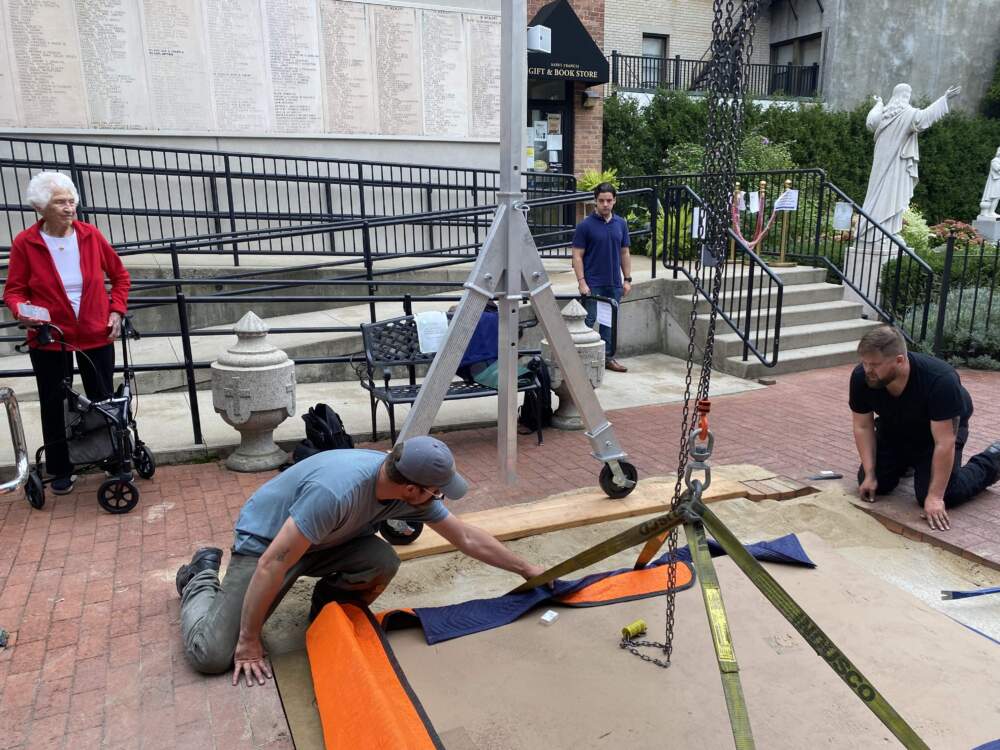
[572,181,632,372]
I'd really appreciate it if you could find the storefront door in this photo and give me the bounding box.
[527,80,574,175]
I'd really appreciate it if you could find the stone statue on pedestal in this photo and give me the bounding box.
[978,146,1000,221]
[860,83,961,238]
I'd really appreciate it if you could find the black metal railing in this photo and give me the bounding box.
[808,181,933,343]
[609,52,820,98]
[658,185,783,365]
[929,232,1000,364]
[0,136,576,261]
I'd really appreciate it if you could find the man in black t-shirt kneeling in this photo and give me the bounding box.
[849,325,1000,531]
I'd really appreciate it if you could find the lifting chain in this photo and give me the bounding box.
[620,634,672,669]
[661,0,760,667]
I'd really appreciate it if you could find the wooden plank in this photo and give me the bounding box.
[397,473,816,561]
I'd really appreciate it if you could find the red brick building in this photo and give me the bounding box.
[527,0,606,177]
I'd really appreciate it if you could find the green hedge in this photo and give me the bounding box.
[603,90,1000,224]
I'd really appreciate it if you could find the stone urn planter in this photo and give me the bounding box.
[211,312,296,471]
[540,299,605,430]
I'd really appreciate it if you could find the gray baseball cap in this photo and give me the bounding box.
[395,436,468,499]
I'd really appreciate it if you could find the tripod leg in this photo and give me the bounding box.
[396,208,507,443]
[515,217,631,487]
[699,506,929,750]
[685,521,755,750]
[507,507,687,594]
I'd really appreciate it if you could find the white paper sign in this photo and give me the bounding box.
[737,192,746,211]
[546,133,562,150]
[415,310,449,353]
[748,191,760,214]
[833,201,853,231]
[774,189,799,211]
[691,207,706,238]
[595,301,613,328]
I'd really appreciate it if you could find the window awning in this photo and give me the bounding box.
[527,0,609,86]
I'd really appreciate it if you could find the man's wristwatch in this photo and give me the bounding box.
[623,276,632,282]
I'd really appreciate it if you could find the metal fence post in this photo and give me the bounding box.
[362,222,377,323]
[170,245,204,445]
[223,155,239,266]
[67,145,89,225]
[932,231,955,357]
[611,51,618,86]
[674,55,681,89]
[649,189,658,279]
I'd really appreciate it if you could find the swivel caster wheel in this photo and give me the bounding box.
[98,479,140,514]
[134,444,156,480]
[379,519,424,545]
[25,471,45,510]
[599,461,638,500]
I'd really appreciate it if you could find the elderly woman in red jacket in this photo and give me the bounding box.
[3,171,131,495]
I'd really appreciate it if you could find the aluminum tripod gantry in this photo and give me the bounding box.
[394,0,636,499]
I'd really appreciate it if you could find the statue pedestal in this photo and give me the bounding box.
[974,218,1000,243]
[541,300,605,431]
[842,241,895,318]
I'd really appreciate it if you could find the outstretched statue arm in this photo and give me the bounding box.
[913,85,960,133]
[865,95,883,132]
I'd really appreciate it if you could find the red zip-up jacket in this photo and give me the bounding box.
[3,220,131,352]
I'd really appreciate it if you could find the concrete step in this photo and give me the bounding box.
[695,299,865,336]
[713,317,881,359]
[662,264,827,297]
[682,281,844,314]
[722,339,861,379]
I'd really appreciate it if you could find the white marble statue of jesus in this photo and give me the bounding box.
[860,83,961,238]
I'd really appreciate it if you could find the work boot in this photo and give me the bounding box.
[175,547,223,596]
[986,441,1000,480]
[605,358,628,373]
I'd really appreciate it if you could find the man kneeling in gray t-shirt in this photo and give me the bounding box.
[175,435,546,687]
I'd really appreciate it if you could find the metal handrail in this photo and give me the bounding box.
[658,184,784,366]
[0,387,29,495]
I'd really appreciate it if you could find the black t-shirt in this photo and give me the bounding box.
[849,352,972,447]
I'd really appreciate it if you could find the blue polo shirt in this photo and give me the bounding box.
[572,212,630,288]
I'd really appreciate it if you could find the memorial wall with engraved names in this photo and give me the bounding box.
[0,0,501,139]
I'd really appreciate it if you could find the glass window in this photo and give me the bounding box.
[642,34,667,58]
[527,80,567,101]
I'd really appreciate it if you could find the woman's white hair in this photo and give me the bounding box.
[25,171,80,211]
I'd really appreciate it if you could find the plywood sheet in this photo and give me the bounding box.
[387,533,1000,749]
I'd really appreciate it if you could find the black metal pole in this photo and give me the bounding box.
[171,246,204,444]
[932,231,955,357]
[362,222,377,323]
[649,189,658,279]
[223,156,239,266]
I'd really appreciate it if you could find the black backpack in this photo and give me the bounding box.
[518,357,553,434]
[292,403,355,464]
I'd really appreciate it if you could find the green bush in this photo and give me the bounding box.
[921,290,1000,369]
[900,206,931,253]
[603,93,1000,225]
[883,243,1000,317]
[578,168,619,193]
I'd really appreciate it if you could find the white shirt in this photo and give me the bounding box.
[40,230,83,317]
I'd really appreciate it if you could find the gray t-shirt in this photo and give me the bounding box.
[233,449,449,555]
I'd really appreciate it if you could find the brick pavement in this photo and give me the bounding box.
[0,363,997,749]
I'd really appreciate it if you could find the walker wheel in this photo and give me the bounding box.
[134,444,156,480]
[599,461,638,500]
[25,471,45,510]
[97,479,139,514]
[379,520,424,545]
